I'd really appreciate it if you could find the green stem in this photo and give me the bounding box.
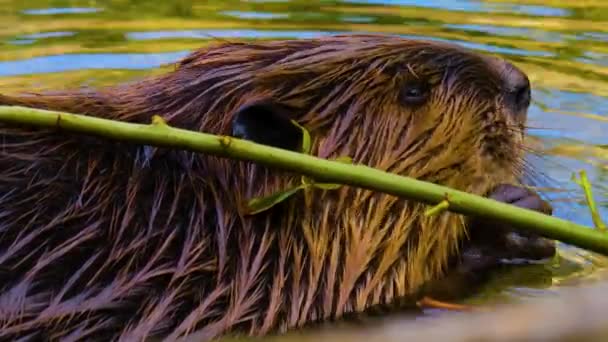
[2,105,608,255]
[576,170,607,232]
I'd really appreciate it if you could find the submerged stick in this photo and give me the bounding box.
[1,105,608,255]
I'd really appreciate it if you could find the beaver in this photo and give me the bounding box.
[0,34,556,341]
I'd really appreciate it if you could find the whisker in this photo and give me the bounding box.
[198,33,236,45]
[517,153,573,192]
[521,166,562,192]
[518,153,596,222]
[525,126,559,131]
[504,123,563,134]
[504,126,559,136]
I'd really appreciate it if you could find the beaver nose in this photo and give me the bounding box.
[501,62,531,113]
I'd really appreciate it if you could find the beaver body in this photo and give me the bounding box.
[0,35,554,341]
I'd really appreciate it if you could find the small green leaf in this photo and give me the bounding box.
[245,185,305,215]
[291,120,311,154]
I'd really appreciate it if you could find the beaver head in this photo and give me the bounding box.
[0,34,553,341]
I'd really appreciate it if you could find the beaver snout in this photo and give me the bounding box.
[502,62,531,114]
[487,57,532,118]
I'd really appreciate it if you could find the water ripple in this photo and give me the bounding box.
[339,0,569,17]
[22,7,103,15]
[0,52,189,77]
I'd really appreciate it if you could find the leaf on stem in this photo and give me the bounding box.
[291,120,311,154]
[244,184,306,215]
[301,155,354,190]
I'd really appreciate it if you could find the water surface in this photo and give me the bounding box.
[1,0,607,335]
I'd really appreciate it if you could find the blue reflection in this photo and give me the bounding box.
[0,52,190,77]
[576,51,608,67]
[220,11,289,20]
[580,32,608,42]
[528,89,608,145]
[126,29,343,40]
[398,33,555,57]
[22,7,103,15]
[19,31,76,39]
[444,24,565,43]
[339,0,569,17]
[126,29,554,57]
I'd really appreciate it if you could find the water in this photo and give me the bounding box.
[1,0,607,334]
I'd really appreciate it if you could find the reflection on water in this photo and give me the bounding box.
[341,0,570,16]
[1,0,607,324]
[126,29,344,41]
[22,7,103,15]
[0,51,191,76]
[443,23,565,43]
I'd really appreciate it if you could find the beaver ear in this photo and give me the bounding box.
[231,101,303,152]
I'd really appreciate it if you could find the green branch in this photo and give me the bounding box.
[572,170,607,231]
[1,105,608,255]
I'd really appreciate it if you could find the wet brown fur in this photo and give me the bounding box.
[0,35,528,340]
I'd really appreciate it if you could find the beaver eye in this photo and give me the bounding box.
[400,81,430,106]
